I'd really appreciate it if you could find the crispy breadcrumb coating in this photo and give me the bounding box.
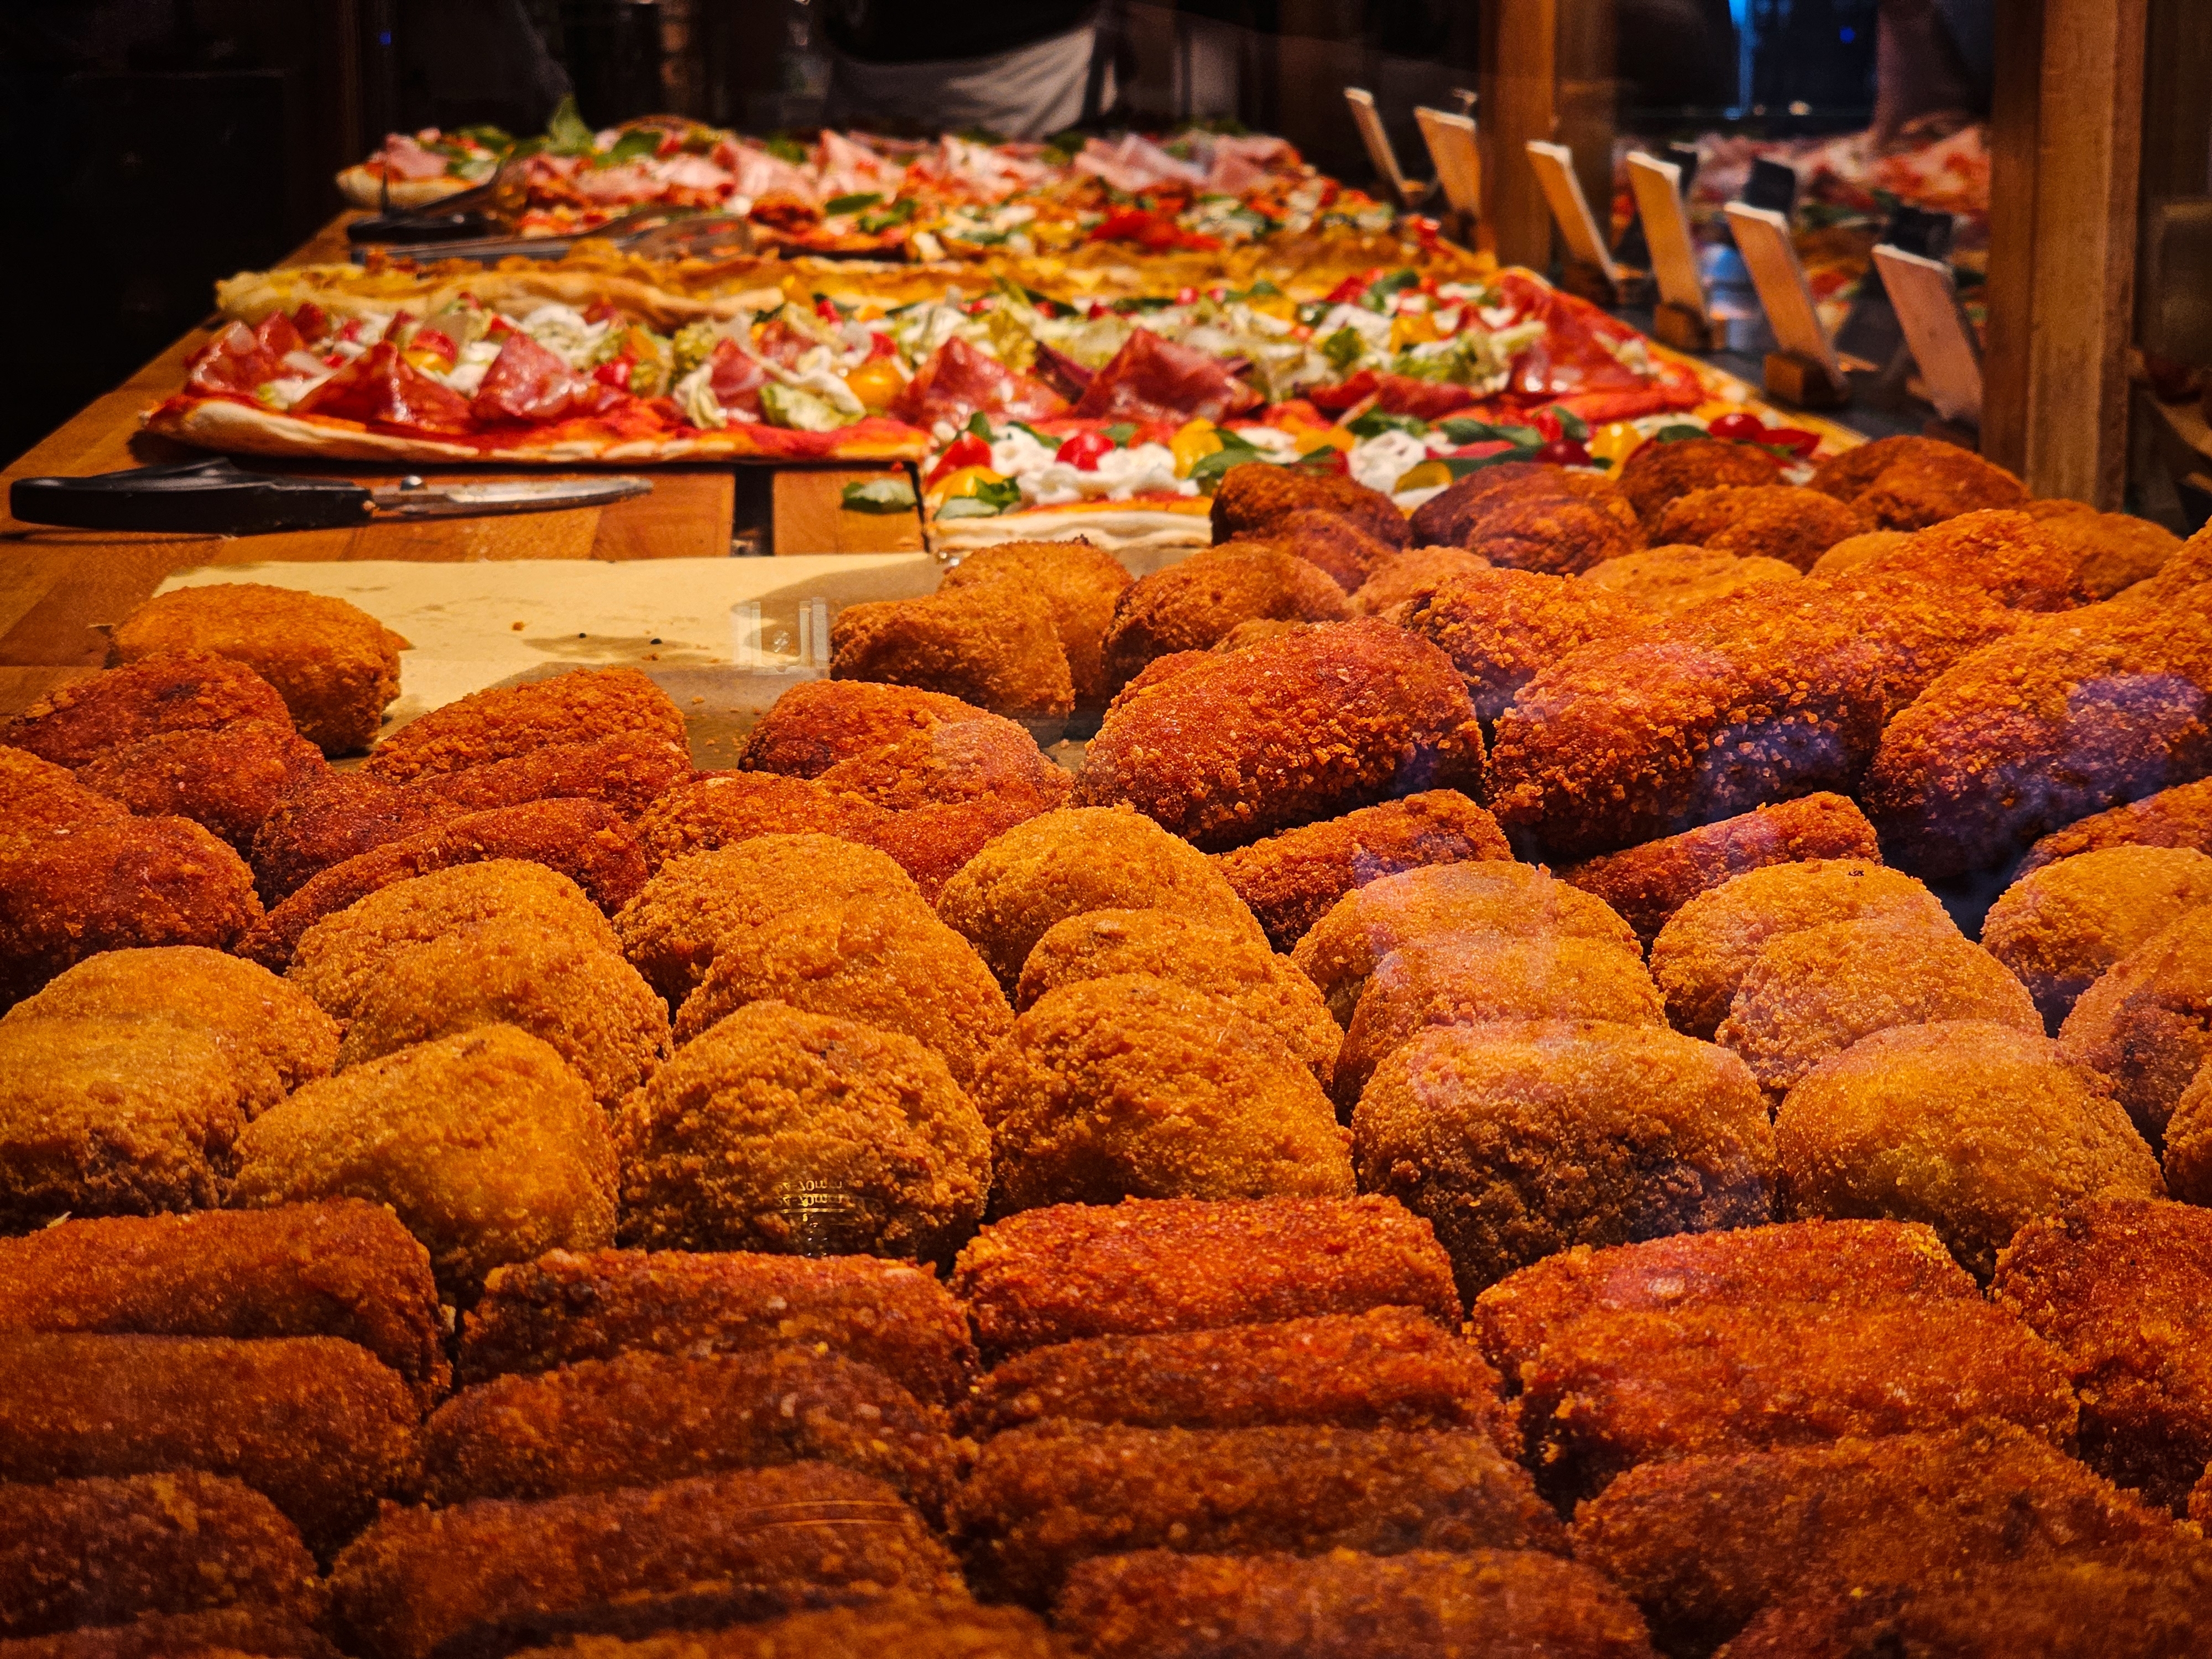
[1806,564,2025,716]
[1408,464,1645,573]
[832,585,1075,723]
[2058,906,2212,1144]
[74,721,325,853]
[2163,1068,2212,1203]
[2034,508,2183,599]
[2020,776,2212,876]
[249,775,460,903]
[1097,546,1351,693]
[1209,463,1411,549]
[2112,519,2212,607]
[1983,847,2212,1030]
[499,1596,1058,1659]
[1,745,126,835]
[740,679,1023,780]
[0,655,290,769]
[1810,434,2028,529]
[363,667,686,783]
[1234,508,1396,593]
[628,771,891,873]
[1808,508,2084,609]
[1655,484,1870,572]
[1616,438,1781,527]
[1394,567,1648,722]
[1576,544,1799,618]
[940,539,1133,707]
[1349,547,1494,615]
[0,1608,341,1657]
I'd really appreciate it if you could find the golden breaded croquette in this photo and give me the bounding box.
[1569,1425,2182,1656]
[670,900,1010,1088]
[1209,462,1411,549]
[362,666,686,783]
[1714,917,2042,1094]
[457,1248,975,1403]
[951,1422,1565,1608]
[1649,859,1954,1039]
[0,654,290,769]
[1096,545,1351,693]
[614,1001,988,1261]
[939,539,1134,708]
[1777,1021,2164,1277]
[424,1347,958,1519]
[1013,908,1339,1087]
[1809,432,2028,528]
[249,775,461,903]
[1559,794,1880,948]
[3,946,335,1114]
[0,1333,420,1555]
[0,1471,319,1640]
[1575,543,1801,618]
[1348,546,1494,615]
[417,731,691,819]
[951,1197,1462,1363]
[0,1606,341,1658]
[974,975,1354,1214]
[109,584,405,755]
[498,1597,1062,1659]
[74,721,325,853]
[1407,463,1646,575]
[1233,508,1396,593]
[2059,908,2212,1144]
[2020,776,2212,876]
[831,585,1075,723]
[1293,860,1639,1029]
[2034,508,2184,599]
[1805,564,2025,716]
[1809,508,2084,609]
[1393,567,1648,722]
[1982,847,2212,1030]
[955,1307,1506,1442]
[1056,1548,1658,1659]
[330,1465,964,1659]
[818,721,1071,818]
[2111,519,2212,606]
[233,1025,618,1302]
[1216,791,1511,952]
[1074,620,1486,852]
[287,859,618,1023]
[339,919,671,1108]
[1616,437,1781,527]
[0,1203,446,1404]
[740,679,1028,780]
[1,745,127,834]
[1654,483,1871,572]
[1808,526,1914,575]
[1352,1021,1773,1296]
[935,806,1266,993]
[872,799,1072,906]
[2163,1067,2212,1203]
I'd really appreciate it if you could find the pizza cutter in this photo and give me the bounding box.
[11,458,653,536]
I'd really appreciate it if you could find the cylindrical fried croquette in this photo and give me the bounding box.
[330,1464,963,1659]
[831,583,1076,722]
[362,667,687,784]
[424,1347,957,1518]
[1810,434,2028,529]
[974,975,1354,1214]
[1808,508,2084,610]
[0,1333,419,1554]
[954,1308,1507,1442]
[614,1001,988,1262]
[1392,567,1648,723]
[2031,507,2183,599]
[1616,437,1781,527]
[1,745,127,835]
[1234,508,1397,593]
[457,1249,976,1404]
[738,680,1037,782]
[250,774,463,904]
[1981,847,2212,1030]
[2163,1067,2212,1204]
[628,772,894,874]
[952,1196,1461,1360]
[2058,907,2212,1144]
[1352,1021,1773,1296]
[950,1422,1565,1606]
[1348,547,1494,616]
[495,1597,1062,1659]
[233,1026,618,1303]
[1652,483,1870,572]
[1209,463,1411,550]
[416,732,692,821]
[939,539,1134,709]
[0,654,290,769]
[74,721,326,853]
[1055,1548,1660,1659]
[1095,545,1352,694]
[1800,564,2026,716]
[1407,465,1646,576]
[1577,544,1801,619]
[0,1472,320,1639]
[2018,776,2212,877]
[0,1203,447,1405]
[1776,1021,2164,1278]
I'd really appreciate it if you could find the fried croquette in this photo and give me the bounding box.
[1209,462,1411,549]
[0,1203,445,1402]
[951,1422,1563,1606]
[2115,520,2212,607]
[1348,547,1494,615]
[614,1001,988,1261]
[1714,918,2042,1094]
[1776,1021,2163,1277]
[940,539,1134,708]
[2163,1066,2212,1202]
[330,1465,964,1659]
[2033,508,2184,599]
[1575,544,1800,618]
[1653,484,1870,573]
[457,1248,975,1403]
[1394,567,1648,722]
[2058,908,2212,1144]
[424,1347,957,1519]
[110,585,405,755]
[1095,546,1351,693]
[1293,860,1640,1029]
[232,1026,618,1302]
[670,900,1009,1088]
[1810,433,2028,528]
[339,919,671,1109]
[951,1196,1462,1362]
[1055,1548,1657,1659]
[1568,1424,2181,1656]
[0,1333,419,1554]
[975,974,1353,1213]
[1074,620,1486,852]
[871,797,1070,905]
[954,1308,1505,1441]
[1616,437,1781,527]
[363,667,686,784]
[249,775,461,903]
[831,585,1075,723]
[739,679,1030,781]
[0,654,290,769]
[2020,776,2212,876]
[815,721,1071,818]
[1648,859,1954,1039]
[0,816,263,1006]
[497,1596,1061,1659]
[1982,847,2212,1030]
[74,721,325,853]
[1804,564,2025,716]
[287,859,618,1024]
[1,746,126,835]
[0,1607,340,1658]
[1352,1021,1772,1296]
[1407,463,1646,575]
[1234,508,1396,592]
[418,731,690,817]
[1802,528,1915,579]
[1808,508,2084,609]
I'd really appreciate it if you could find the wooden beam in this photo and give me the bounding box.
[1553,0,1618,255]
[1481,0,1560,271]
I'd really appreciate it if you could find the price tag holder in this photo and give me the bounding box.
[1345,89,1427,210]
[1874,243,1984,426]
[1415,107,1481,222]
[1526,140,1622,301]
[1724,201,1850,408]
[1626,150,1711,350]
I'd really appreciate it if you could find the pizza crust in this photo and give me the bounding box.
[217,265,789,332]
[335,167,475,211]
[929,505,1213,555]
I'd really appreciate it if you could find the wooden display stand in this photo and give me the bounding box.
[1651,302,1717,353]
[1762,351,1852,410]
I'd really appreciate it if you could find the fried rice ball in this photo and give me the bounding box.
[1809,508,2084,610]
[1575,543,1800,617]
[1209,462,1411,549]
[419,731,691,816]
[629,771,892,872]
[1352,1020,1774,1296]
[811,716,1072,817]
[1807,564,2026,716]
[0,654,290,769]
[1648,858,1954,1039]
[940,538,1134,708]
[1013,908,1340,1088]
[1715,917,2043,1095]
[973,974,1354,1215]
[831,584,1075,723]
[2059,906,2212,1144]
[1810,433,2028,528]
[72,721,325,855]
[1392,567,1648,723]
[248,774,460,903]
[363,666,687,783]
[1348,546,1495,615]
[2033,508,2184,600]
[110,584,406,755]
[234,1024,617,1301]
[1807,528,1914,575]
[1406,463,1646,576]
[1616,436,1781,527]
[2161,1067,2212,1203]
[1233,508,1397,592]
[2020,776,2212,876]
[1,745,127,835]
[1983,847,2212,1030]
[1775,1020,2163,1277]
[1097,545,1351,694]
[741,679,1035,781]
[1653,484,1871,572]
[2114,520,2212,607]
[935,806,1265,993]
[614,1000,988,1262]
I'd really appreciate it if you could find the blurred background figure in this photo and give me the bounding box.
[818,0,1123,138]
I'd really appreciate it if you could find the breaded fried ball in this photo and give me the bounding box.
[74,721,326,853]
[1014,908,1339,1088]
[339,918,671,1108]
[2059,907,2212,1144]
[1211,618,1317,651]
[630,771,891,872]
[363,666,687,783]
[2034,508,2183,599]
[1354,1020,1772,1296]
[936,806,1265,993]
[110,583,405,755]
[1,744,127,835]
[0,654,289,768]
[671,899,1010,1088]
[1811,508,2083,610]
[974,974,1354,1215]
[1616,437,1780,527]
[1234,508,1396,592]
[741,679,1019,779]
[1098,545,1350,693]
[831,584,1074,723]
[1653,483,1871,572]
[1648,858,1954,1039]
[1807,528,1914,576]
[1407,464,1645,576]
[2158,1066,2212,1204]
[1807,565,2024,716]
[2114,520,2212,607]
[1348,546,1494,615]
[813,716,1071,815]
[1576,543,1799,618]
[249,774,460,903]
[1394,567,1648,722]
[233,1024,617,1300]
[614,1000,989,1261]
[1209,462,1410,549]
[418,731,691,819]
[1811,434,2028,528]
[1983,847,2212,1030]
[2020,777,2212,877]
[939,538,1134,708]
[1775,1020,2163,1277]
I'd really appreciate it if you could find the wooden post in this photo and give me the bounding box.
[1481,0,1559,271]
[1554,0,1618,257]
[1979,0,2042,478]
